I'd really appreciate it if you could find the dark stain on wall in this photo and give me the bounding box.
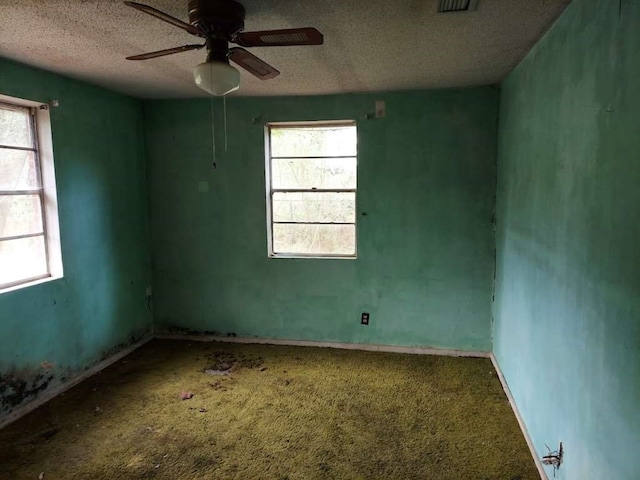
[165,326,224,336]
[0,370,54,414]
[1,328,151,418]
[163,326,247,338]
[98,329,149,362]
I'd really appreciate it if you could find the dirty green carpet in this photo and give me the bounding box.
[0,340,538,479]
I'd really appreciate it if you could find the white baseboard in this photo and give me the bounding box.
[490,353,547,480]
[155,333,490,358]
[0,335,153,430]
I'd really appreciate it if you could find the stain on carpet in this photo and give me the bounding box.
[0,339,539,479]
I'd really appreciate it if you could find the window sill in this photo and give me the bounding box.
[0,274,62,295]
[268,254,357,260]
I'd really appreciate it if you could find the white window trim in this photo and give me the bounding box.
[264,120,358,260]
[0,93,63,294]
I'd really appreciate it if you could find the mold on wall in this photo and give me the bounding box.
[144,88,498,352]
[0,370,54,414]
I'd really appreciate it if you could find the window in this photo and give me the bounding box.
[265,122,357,258]
[0,95,62,292]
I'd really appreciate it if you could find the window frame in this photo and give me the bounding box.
[0,94,63,294]
[264,120,358,260]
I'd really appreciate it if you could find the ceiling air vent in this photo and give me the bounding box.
[437,0,479,13]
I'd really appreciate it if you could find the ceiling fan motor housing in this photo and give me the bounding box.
[188,0,246,38]
[124,0,322,84]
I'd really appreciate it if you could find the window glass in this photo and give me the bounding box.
[0,105,33,148]
[272,192,356,223]
[0,236,47,286]
[267,123,357,257]
[273,224,356,256]
[0,100,52,289]
[0,149,39,190]
[271,157,357,190]
[0,194,44,237]
[271,126,357,158]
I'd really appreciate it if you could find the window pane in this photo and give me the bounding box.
[0,105,33,148]
[273,224,355,255]
[272,157,357,189]
[0,148,39,190]
[273,192,355,223]
[0,194,44,238]
[0,235,48,286]
[271,126,356,157]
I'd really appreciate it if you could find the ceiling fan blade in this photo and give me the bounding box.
[229,48,280,80]
[124,1,203,36]
[235,27,323,47]
[126,44,205,60]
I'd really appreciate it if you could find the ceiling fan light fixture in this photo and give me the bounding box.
[193,61,240,96]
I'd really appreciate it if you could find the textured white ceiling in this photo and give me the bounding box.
[0,0,570,98]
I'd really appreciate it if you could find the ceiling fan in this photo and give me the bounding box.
[124,0,324,95]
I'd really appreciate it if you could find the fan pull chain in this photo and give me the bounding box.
[210,95,217,169]
[224,95,228,152]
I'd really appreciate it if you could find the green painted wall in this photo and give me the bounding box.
[145,89,498,351]
[0,58,152,415]
[494,0,640,478]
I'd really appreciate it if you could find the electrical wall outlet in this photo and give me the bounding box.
[361,312,370,325]
[145,286,152,297]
